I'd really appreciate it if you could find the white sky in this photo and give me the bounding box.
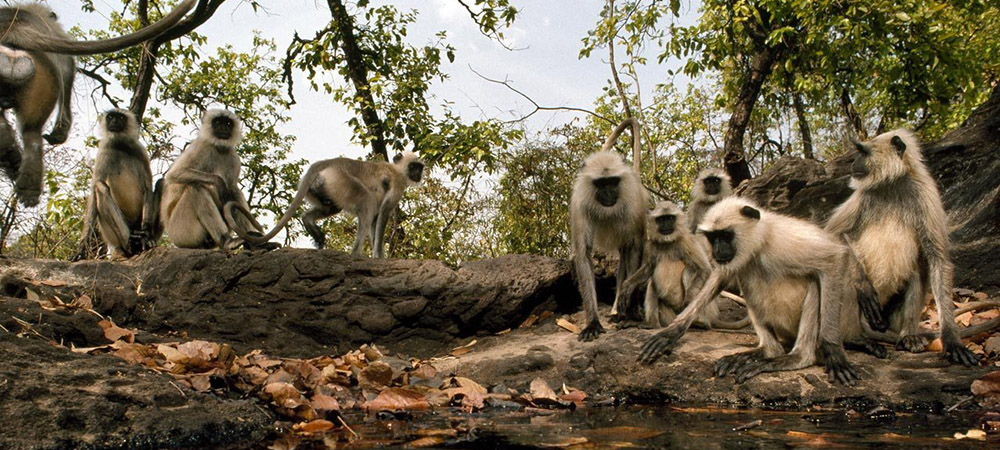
[50,0,685,161]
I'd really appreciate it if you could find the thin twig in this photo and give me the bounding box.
[337,415,358,438]
[470,66,613,125]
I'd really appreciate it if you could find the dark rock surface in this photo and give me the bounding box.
[738,84,1000,293]
[438,307,992,411]
[0,249,575,358]
[0,330,271,450]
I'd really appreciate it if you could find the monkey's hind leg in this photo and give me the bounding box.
[895,276,930,353]
[94,182,132,255]
[0,113,20,181]
[302,205,337,249]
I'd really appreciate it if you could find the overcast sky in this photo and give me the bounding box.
[50,0,683,163]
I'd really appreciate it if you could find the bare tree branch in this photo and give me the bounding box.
[470,66,612,125]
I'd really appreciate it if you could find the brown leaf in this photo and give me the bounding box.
[971,371,1000,399]
[926,338,943,352]
[38,279,67,287]
[177,341,219,361]
[359,360,394,390]
[158,344,188,365]
[444,376,487,395]
[293,419,334,433]
[957,311,974,327]
[407,437,445,448]
[189,374,211,391]
[530,378,558,402]
[984,336,1000,355]
[415,429,459,438]
[360,344,383,361]
[538,437,588,448]
[98,319,135,343]
[443,387,485,412]
[411,363,437,379]
[311,393,341,413]
[364,388,429,411]
[556,318,581,334]
[70,295,93,310]
[265,382,303,406]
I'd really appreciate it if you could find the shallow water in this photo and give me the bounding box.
[238,405,996,449]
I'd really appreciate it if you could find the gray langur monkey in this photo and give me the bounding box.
[570,117,648,342]
[158,109,271,250]
[0,0,195,206]
[639,197,888,385]
[620,201,749,330]
[686,168,732,233]
[71,109,155,260]
[225,152,425,258]
[826,129,979,366]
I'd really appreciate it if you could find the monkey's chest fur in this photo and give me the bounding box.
[855,217,920,304]
[650,258,686,310]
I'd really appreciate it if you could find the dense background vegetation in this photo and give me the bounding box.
[1,0,996,265]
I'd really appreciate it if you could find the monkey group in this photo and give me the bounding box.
[571,120,981,385]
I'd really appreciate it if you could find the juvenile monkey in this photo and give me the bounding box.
[570,118,648,341]
[226,152,425,257]
[621,201,748,329]
[159,109,269,250]
[639,197,885,385]
[686,168,732,233]
[72,109,155,259]
[0,0,195,206]
[826,129,979,366]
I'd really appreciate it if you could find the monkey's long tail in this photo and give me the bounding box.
[224,163,325,245]
[710,316,750,330]
[600,117,642,174]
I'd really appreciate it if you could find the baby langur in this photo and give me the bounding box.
[570,117,648,342]
[159,109,271,250]
[621,201,748,330]
[826,129,979,366]
[72,109,155,259]
[639,197,886,385]
[226,152,424,258]
[686,168,732,233]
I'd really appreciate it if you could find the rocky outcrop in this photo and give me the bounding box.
[0,249,575,358]
[738,85,1000,293]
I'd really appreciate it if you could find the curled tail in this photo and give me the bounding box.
[224,163,325,246]
[710,315,750,330]
[601,117,642,173]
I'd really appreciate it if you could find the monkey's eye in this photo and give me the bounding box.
[593,176,620,189]
[703,230,735,244]
[704,176,720,185]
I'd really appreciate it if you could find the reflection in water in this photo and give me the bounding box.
[236,405,993,449]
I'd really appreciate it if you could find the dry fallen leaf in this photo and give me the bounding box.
[364,388,429,411]
[311,393,341,414]
[538,437,588,448]
[38,279,67,287]
[556,318,581,334]
[407,437,445,448]
[98,320,135,344]
[926,338,943,352]
[954,429,987,440]
[293,419,334,433]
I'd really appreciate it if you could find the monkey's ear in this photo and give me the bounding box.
[393,153,403,163]
[890,135,906,156]
[739,205,761,220]
[851,139,869,155]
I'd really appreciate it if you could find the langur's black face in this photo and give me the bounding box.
[408,162,424,183]
[704,229,736,264]
[105,111,128,133]
[654,214,676,236]
[592,176,621,207]
[212,116,235,140]
[851,141,870,179]
[703,176,722,195]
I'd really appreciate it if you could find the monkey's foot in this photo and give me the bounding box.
[733,358,770,383]
[714,349,763,378]
[578,320,605,342]
[15,186,40,207]
[14,168,41,206]
[820,341,860,385]
[614,319,645,330]
[943,341,980,367]
[845,339,889,359]
[638,326,683,364]
[897,335,929,353]
[43,129,68,146]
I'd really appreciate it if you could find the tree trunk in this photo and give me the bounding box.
[792,92,814,159]
[841,87,867,140]
[722,45,780,187]
[327,0,389,162]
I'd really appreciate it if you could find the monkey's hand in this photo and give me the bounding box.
[638,325,683,364]
[857,282,887,332]
[128,229,155,254]
[943,340,980,367]
[820,341,860,385]
[43,129,69,146]
[578,320,605,342]
[714,349,763,378]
